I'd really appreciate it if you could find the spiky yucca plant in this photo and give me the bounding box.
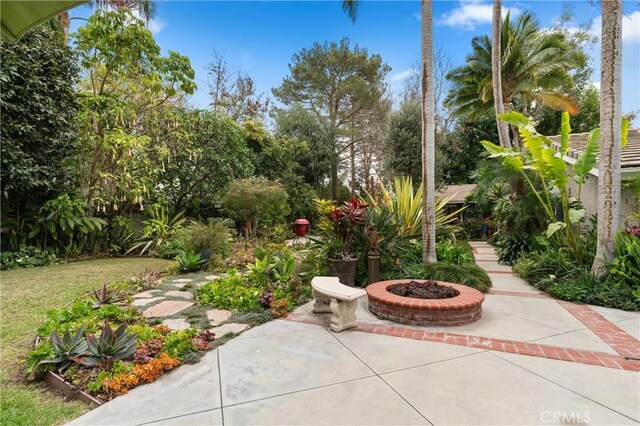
[364,176,465,242]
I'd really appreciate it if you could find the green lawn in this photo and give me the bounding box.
[0,257,174,426]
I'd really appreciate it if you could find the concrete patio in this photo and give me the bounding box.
[69,242,640,425]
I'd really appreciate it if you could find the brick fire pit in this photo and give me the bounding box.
[366,279,484,326]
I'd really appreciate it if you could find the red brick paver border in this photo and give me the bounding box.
[558,301,640,360]
[283,314,640,372]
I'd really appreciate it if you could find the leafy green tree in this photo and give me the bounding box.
[383,103,422,184]
[148,109,254,214]
[273,104,332,188]
[222,178,289,238]
[445,12,582,122]
[243,121,317,220]
[272,38,390,199]
[440,114,498,184]
[0,26,79,226]
[73,8,196,214]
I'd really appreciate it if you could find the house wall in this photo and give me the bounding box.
[566,164,639,228]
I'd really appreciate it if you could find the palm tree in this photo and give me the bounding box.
[445,12,580,121]
[420,0,436,263]
[57,0,156,37]
[491,0,510,148]
[592,0,623,274]
[342,0,437,263]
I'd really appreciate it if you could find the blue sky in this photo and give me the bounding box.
[70,1,640,122]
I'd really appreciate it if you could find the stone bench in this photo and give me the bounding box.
[311,276,366,332]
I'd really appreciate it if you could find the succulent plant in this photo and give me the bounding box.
[197,330,216,342]
[78,323,137,367]
[39,326,88,372]
[92,283,126,308]
[258,290,274,309]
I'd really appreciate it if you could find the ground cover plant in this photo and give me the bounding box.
[24,274,219,402]
[0,258,172,426]
[196,247,313,317]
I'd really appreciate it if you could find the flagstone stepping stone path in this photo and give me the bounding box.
[165,290,193,299]
[133,290,160,299]
[207,309,231,326]
[130,271,252,340]
[210,323,250,336]
[132,297,164,307]
[143,300,194,318]
[161,318,191,331]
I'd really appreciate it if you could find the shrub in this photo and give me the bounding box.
[222,177,289,238]
[388,262,492,293]
[603,232,640,310]
[196,271,263,311]
[436,240,474,265]
[175,219,232,259]
[0,246,59,270]
[493,232,532,265]
[513,235,640,311]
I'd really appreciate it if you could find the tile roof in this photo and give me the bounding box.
[437,184,477,205]
[549,128,640,170]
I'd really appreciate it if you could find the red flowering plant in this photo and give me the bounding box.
[324,198,368,260]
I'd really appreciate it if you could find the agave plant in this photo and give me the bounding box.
[92,283,126,308]
[175,250,207,272]
[38,326,88,372]
[78,323,138,367]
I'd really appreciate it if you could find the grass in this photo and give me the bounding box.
[0,257,173,426]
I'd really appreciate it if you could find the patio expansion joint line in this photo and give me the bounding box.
[138,408,222,426]
[326,329,435,426]
[488,351,640,424]
[217,346,225,426]
[215,374,379,411]
[556,300,640,359]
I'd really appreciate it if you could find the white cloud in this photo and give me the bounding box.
[439,0,521,31]
[623,11,640,43]
[590,81,601,91]
[147,18,165,35]
[389,69,415,84]
[132,10,165,34]
[590,11,640,44]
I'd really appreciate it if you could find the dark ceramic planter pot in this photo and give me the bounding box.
[327,257,358,287]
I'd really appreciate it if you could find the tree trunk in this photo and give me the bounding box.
[593,0,623,274]
[421,0,437,264]
[492,0,510,148]
[350,137,356,197]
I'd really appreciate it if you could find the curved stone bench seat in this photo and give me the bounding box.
[311,277,366,332]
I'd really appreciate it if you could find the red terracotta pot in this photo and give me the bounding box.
[293,219,310,237]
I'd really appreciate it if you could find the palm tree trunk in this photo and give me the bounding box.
[421,0,437,263]
[492,0,510,148]
[593,0,623,274]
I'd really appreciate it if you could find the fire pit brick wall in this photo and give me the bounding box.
[367,280,484,327]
